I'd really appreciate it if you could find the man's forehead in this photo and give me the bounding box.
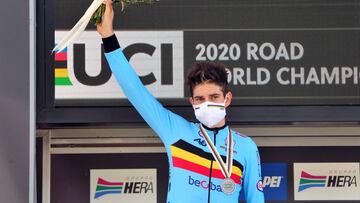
[192,82,224,96]
[193,90,223,97]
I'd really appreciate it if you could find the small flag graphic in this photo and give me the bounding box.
[54,47,72,86]
[298,171,326,192]
[94,178,124,199]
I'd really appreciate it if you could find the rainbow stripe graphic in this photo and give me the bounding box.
[298,171,326,192]
[208,104,225,110]
[54,47,72,86]
[94,178,124,199]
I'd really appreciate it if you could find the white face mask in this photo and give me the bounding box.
[193,99,227,128]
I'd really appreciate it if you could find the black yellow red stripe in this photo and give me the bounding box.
[171,140,243,184]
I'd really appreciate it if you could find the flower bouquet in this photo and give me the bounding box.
[91,0,157,25]
[53,0,158,53]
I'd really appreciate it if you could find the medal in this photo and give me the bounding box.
[221,178,236,195]
[199,125,236,195]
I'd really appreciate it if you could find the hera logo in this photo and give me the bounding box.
[94,178,154,199]
[298,171,357,192]
[123,181,154,194]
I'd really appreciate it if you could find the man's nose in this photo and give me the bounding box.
[204,98,210,102]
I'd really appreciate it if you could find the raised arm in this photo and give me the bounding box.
[96,0,189,145]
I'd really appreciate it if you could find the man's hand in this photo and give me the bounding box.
[97,0,114,38]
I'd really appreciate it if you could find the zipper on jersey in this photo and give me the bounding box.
[207,130,218,203]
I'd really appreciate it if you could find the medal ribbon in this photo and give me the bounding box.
[199,124,233,178]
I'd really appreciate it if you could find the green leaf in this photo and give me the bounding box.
[90,0,159,26]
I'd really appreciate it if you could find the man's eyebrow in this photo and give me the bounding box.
[209,93,221,96]
[193,96,204,99]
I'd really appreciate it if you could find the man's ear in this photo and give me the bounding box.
[189,97,194,105]
[225,92,232,108]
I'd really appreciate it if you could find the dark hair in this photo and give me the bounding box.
[187,61,229,97]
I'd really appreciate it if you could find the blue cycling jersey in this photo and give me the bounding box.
[103,35,265,203]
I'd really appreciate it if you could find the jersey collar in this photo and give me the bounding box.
[201,122,228,135]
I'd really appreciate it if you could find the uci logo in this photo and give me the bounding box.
[54,31,184,99]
